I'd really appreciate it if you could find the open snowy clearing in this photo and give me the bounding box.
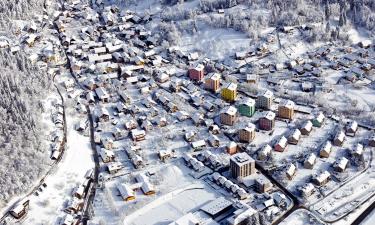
[180,26,250,60]
[21,112,94,225]
[125,183,219,225]
[280,209,325,225]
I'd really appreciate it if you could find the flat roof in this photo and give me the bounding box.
[230,152,254,166]
[200,197,232,216]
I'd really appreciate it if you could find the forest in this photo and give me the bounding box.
[158,0,374,44]
[0,50,52,206]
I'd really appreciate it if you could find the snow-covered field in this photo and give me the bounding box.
[21,111,94,225]
[180,26,250,60]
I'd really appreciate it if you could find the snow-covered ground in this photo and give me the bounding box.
[280,209,325,225]
[21,111,94,225]
[361,209,375,225]
[180,26,250,60]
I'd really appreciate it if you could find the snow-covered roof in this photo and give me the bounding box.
[315,171,330,183]
[321,141,332,153]
[302,121,313,132]
[334,157,349,170]
[242,123,256,132]
[347,121,358,132]
[239,98,255,107]
[291,129,301,140]
[223,82,237,91]
[118,183,134,199]
[277,136,288,148]
[260,89,273,98]
[279,99,295,109]
[305,153,316,165]
[222,106,237,116]
[208,73,221,81]
[262,111,276,120]
[191,64,204,71]
[335,131,345,142]
[231,152,254,167]
[168,213,200,225]
[286,164,296,176]
[200,197,232,216]
[191,140,206,149]
[352,143,364,155]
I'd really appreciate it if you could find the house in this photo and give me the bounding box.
[191,140,206,151]
[304,153,317,169]
[239,123,256,143]
[246,74,258,84]
[156,73,169,83]
[220,106,238,126]
[333,130,345,146]
[333,157,349,172]
[299,183,315,198]
[350,143,363,159]
[189,158,205,172]
[184,131,196,142]
[131,129,146,141]
[118,184,135,201]
[107,162,123,174]
[255,177,273,193]
[209,124,220,134]
[300,120,313,135]
[278,99,295,120]
[132,155,144,168]
[159,149,172,162]
[208,135,220,147]
[256,90,273,110]
[221,82,238,102]
[9,199,29,219]
[95,87,109,103]
[312,112,325,127]
[61,214,75,225]
[227,141,238,155]
[97,107,110,122]
[238,98,256,117]
[288,129,301,145]
[320,141,332,158]
[141,120,153,131]
[100,149,115,163]
[74,185,85,199]
[275,136,288,152]
[205,73,221,92]
[258,144,272,161]
[188,64,204,81]
[137,175,156,196]
[259,111,275,131]
[125,119,137,130]
[191,112,203,126]
[346,121,358,137]
[312,171,330,186]
[286,164,296,180]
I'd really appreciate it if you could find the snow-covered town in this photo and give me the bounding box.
[0,0,374,225]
